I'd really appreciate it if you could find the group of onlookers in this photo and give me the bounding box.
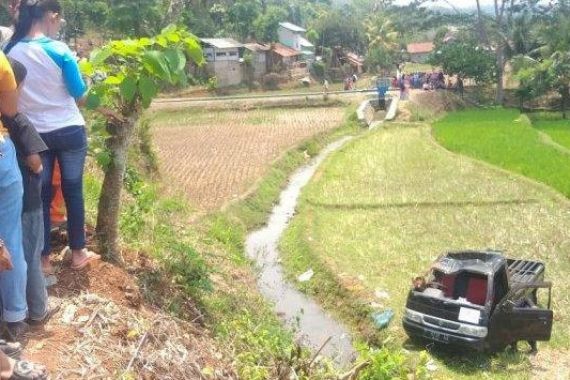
[394,71,465,100]
[0,0,101,378]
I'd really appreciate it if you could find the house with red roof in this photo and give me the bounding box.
[407,42,435,63]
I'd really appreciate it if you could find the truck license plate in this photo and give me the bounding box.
[427,330,450,343]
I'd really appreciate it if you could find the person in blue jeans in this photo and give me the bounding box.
[6,0,100,274]
[0,140,48,377]
[0,48,31,342]
[0,139,27,335]
[4,57,58,341]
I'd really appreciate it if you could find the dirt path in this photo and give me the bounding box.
[151,107,346,210]
[151,91,370,111]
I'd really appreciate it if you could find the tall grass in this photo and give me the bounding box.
[433,108,570,198]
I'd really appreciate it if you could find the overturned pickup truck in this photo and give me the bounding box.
[403,251,553,352]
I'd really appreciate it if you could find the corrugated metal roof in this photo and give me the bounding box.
[244,43,271,52]
[201,38,243,49]
[298,37,314,48]
[407,42,435,54]
[272,43,300,57]
[279,22,306,33]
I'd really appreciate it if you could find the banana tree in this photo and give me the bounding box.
[80,25,204,261]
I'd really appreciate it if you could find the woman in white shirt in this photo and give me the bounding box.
[6,0,100,274]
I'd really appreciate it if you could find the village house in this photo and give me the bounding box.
[345,52,365,75]
[407,42,435,63]
[200,38,243,87]
[243,43,271,80]
[270,42,300,70]
[277,22,315,62]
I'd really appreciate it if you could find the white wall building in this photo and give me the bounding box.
[201,38,244,87]
[277,22,314,61]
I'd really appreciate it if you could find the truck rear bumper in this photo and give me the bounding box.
[403,318,486,351]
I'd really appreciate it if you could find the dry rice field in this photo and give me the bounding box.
[150,107,346,210]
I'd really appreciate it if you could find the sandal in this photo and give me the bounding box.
[70,250,101,271]
[0,339,22,359]
[10,360,48,380]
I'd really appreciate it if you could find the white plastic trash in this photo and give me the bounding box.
[297,269,314,282]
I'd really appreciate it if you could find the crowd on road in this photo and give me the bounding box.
[0,0,109,378]
[394,71,464,100]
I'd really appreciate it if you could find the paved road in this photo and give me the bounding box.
[151,89,377,110]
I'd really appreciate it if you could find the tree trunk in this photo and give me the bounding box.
[495,46,505,105]
[163,0,185,26]
[475,0,489,44]
[95,116,137,263]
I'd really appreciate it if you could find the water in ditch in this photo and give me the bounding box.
[245,136,356,366]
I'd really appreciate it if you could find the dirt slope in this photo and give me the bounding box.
[21,242,235,379]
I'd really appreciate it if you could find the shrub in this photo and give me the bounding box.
[311,61,326,79]
[207,76,218,92]
[356,344,431,380]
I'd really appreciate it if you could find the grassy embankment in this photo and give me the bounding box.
[279,108,570,379]
[84,107,363,379]
[434,108,570,198]
[530,112,570,151]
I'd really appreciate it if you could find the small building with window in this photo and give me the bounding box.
[201,38,244,87]
[277,22,315,62]
[243,43,271,80]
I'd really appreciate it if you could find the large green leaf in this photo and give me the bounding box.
[142,50,172,83]
[86,91,102,109]
[161,24,177,35]
[166,32,181,43]
[164,48,187,74]
[155,36,168,48]
[104,75,123,85]
[184,38,204,65]
[120,77,137,103]
[90,47,113,66]
[139,76,158,109]
[79,60,95,76]
[94,148,111,170]
[138,37,152,47]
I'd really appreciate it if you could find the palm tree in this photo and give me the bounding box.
[512,2,570,118]
[364,15,398,52]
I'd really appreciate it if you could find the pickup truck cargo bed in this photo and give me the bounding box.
[508,259,545,284]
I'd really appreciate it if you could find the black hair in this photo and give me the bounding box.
[5,0,62,53]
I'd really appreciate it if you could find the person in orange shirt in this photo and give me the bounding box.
[49,159,66,227]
